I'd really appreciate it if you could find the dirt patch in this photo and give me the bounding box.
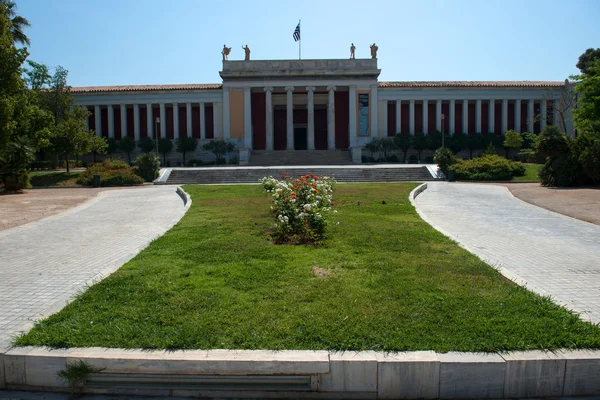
[0,187,139,231]
[311,265,336,279]
[490,183,600,225]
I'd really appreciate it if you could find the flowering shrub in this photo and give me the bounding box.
[261,173,336,243]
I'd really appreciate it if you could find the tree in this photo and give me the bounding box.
[0,0,30,46]
[448,132,467,155]
[466,133,483,159]
[364,138,381,160]
[106,137,118,155]
[137,137,155,153]
[572,61,600,134]
[49,106,94,172]
[537,125,570,159]
[541,84,577,134]
[175,136,198,166]
[89,135,107,163]
[412,133,428,162]
[503,130,523,158]
[0,135,34,191]
[118,136,136,164]
[157,138,173,165]
[393,133,412,163]
[202,139,235,164]
[576,48,600,76]
[379,137,396,161]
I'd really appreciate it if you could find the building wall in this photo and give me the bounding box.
[229,90,244,139]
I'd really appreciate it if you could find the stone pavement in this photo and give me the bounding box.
[414,182,600,324]
[0,186,188,350]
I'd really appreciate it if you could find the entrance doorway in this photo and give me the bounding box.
[294,127,307,150]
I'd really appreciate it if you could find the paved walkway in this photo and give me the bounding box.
[414,182,600,324]
[0,186,188,349]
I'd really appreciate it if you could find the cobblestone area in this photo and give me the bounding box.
[415,182,600,324]
[0,186,187,349]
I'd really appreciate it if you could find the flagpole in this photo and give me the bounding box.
[299,19,301,60]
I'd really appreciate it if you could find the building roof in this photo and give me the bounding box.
[378,81,565,88]
[70,83,222,93]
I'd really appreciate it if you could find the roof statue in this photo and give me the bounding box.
[222,44,232,61]
[350,43,356,59]
[242,45,251,61]
[370,43,378,59]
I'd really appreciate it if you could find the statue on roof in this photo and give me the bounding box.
[370,43,378,59]
[242,45,251,61]
[350,43,356,59]
[222,44,232,61]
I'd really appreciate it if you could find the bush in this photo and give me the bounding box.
[517,149,544,164]
[449,154,525,181]
[77,159,144,186]
[228,156,239,165]
[175,136,198,166]
[579,140,600,183]
[202,139,235,163]
[434,147,457,174]
[408,154,418,163]
[539,153,585,187]
[387,154,399,163]
[134,153,160,182]
[57,160,83,169]
[537,125,570,158]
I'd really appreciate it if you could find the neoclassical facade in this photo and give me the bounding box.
[72,58,573,161]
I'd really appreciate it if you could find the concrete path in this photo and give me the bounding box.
[0,186,188,349]
[414,182,600,324]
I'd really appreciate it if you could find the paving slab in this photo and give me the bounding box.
[0,186,188,349]
[414,182,600,324]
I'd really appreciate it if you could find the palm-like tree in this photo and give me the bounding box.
[1,0,31,46]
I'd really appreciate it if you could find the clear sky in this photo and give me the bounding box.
[16,0,600,87]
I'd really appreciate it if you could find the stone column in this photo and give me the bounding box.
[422,100,428,134]
[243,87,252,149]
[515,100,522,133]
[475,100,482,133]
[306,86,316,150]
[327,86,336,150]
[159,103,166,138]
[381,99,388,138]
[186,103,192,138]
[94,105,102,137]
[488,99,495,134]
[108,105,115,138]
[409,100,415,135]
[449,100,455,135]
[223,88,230,140]
[436,100,442,132]
[199,102,206,139]
[348,85,357,145]
[213,102,221,139]
[173,103,179,139]
[370,85,378,138]
[541,99,547,130]
[501,99,508,133]
[527,99,534,133]
[462,100,468,134]
[120,104,127,138]
[395,100,401,134]
[146,104,153,140]
[285,86,294,150]
[133,105,140,140]
[264,87,273,150]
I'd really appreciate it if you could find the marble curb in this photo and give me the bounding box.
[176,186,192,208]
[2,347,600,398]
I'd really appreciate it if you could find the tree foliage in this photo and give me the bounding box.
[202,139,235,163]
[175,136,198,165]
[118,136,136,164]
[137,137,155,154]
[576,48,600,76]
[393,133,412,163]
[0,0,30,46]
[157,138,173,165]
[89,135,107,163]
[572,61,600,134]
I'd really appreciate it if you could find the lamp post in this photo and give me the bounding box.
[155,117,160,157]
[441,114,445,148]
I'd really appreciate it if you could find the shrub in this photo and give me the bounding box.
[0,137,36,191]
[137,137,155,154]
[393,133,412,163]
[261,173,336,244]
[77,159,144,186]
[387,154,400,163]
[118,137,136,164]
[539,153,585,187]
[466,133,484,159]
[579,139,600,183]
[175,136,198,166]
[134,153,160,182]
[364,138,381,160]
[408,154,418,163]
[57,160,83,169]
[449,154,525,181]
[537,125,570,158]
[202,139,235,163]
[448,132,467,155]
[434,147,457,174]
[503,130,523,158]
[361,156,375,163]
[228,156,239,165]
[517,149,544,164]
[484,142,497,155]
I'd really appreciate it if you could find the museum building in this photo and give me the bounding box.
[72,58,572,163]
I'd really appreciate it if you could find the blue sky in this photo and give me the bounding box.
[16,0,600,87]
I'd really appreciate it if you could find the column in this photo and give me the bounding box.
[223,88,230,140]
[488,99,495,134]
[264,88,273,150]
[553,100,559,129]
[395,100,401,134]
[243,87,252,149]
[146,104,153,140]
[527,99,534,132]
[449,100,455,135]
[173,103,179,139]
[133,104,140,140]
[475,100,482,133]
[501,99,508,133]
[348,85,357,144]
[381,100,388,138]
[84,106,89,130]
[422,100,428,134]
[108,105,115,138]
[541,99,547,130]
[120,104,127,138]
[515,100,522,133]
[159,103,166,138]
[306,86,316,150]
[285,86,294,150]
[327,86,336,150]
[462,100,468,134]
[409,100,415,135]
[94,105,102,137]
[213,102,221,139]
[370,85,378,138]
[199,102,206,139]
[435,100,442,132]
[186,103,192,138]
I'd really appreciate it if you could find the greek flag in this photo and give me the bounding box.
[293,23,300,42]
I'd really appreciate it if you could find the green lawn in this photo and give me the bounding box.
[513,164,542,181]
[29,171,82,187]
[16,183,600,352]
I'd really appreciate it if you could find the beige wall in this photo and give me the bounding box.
[229,90,244,139]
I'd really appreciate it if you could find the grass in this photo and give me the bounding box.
[15,183,600,352]
[29,171,82,187]
[513,164,542,181]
